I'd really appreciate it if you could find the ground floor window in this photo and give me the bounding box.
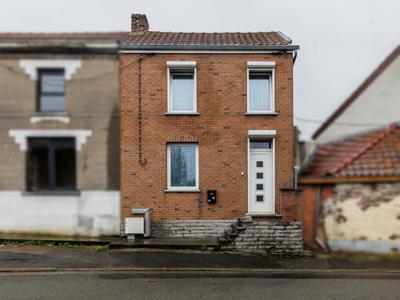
[167,144,199,191]
[27,138,76,191]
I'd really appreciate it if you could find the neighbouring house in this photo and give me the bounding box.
[120,14,302,253]
[300,123,400,253]
[313,45,400,144]
[299,46,400,253]
[0,32,127,237]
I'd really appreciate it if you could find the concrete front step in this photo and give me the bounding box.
[109,237,220,251]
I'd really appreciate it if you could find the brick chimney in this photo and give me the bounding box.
[131,14,149,33]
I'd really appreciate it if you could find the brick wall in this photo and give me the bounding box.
[120,53,297,222]
[299,184,334,249]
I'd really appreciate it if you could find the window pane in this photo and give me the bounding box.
[249,72,270,111]
[170,145,196,187]
[250,141,272,150]
[40,95,65,112]
[39,69,65,112]
[256,195,264,202]
[40,71,65,93]
[27,139,49,191]
[171,71,194,111]
[54,139,76,190]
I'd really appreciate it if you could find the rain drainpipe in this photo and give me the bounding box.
[137,53,154,166]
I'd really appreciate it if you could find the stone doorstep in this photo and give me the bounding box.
[109,237,220,251]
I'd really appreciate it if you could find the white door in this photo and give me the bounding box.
[249,140,274,214]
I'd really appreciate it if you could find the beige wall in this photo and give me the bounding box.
[0,54,120,191]
[322,183,400,253]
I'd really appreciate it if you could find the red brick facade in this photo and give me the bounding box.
[120,53,297,222]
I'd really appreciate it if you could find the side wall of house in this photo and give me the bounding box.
[316,55,400,143]
[0,54,120,237]
[322,183,400,253]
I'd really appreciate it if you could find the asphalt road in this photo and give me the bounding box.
[0,274,399,300]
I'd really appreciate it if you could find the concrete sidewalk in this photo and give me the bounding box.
[0,245,400,277]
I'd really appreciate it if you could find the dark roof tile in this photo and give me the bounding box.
[121,31,295,49]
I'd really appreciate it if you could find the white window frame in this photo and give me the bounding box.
[167,61,197,114]
[247,130,276,215]
[167,143,199,191]
[247,61,275,114]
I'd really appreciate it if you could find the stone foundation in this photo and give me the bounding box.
[151,220,234,238]
[151,219,303,254]
[223,221,303,254]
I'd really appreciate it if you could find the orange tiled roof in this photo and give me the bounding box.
[302,123,400,178]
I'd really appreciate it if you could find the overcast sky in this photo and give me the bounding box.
[1,0,399,139]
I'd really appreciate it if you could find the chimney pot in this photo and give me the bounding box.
[131,14,149,32]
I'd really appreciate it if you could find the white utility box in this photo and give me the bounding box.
[125,217,145,235]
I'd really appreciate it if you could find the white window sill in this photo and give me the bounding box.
[244,112,278,116]
[165,112,200,116]
[165,189,201,193]
[30,114,70,124]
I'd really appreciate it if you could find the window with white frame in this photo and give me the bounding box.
[247,62,275,113]
[167,61,196,113]
[167,144,199,191]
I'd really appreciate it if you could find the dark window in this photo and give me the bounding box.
[256,184,264,191]
[256,195,264,202]
[38,69,65,112]
[256,172,264,179]
[250,141,272,150]
[27,138,76,191]
[256,161,263,167]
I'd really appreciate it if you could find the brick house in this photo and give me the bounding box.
[0,32,126,236]
[120,14,302,253]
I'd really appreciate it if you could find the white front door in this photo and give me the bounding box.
[249,140,274,214]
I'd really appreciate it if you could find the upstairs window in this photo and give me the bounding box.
[38,69,65,112]
[247,62,275,114]
[167,61,197,114]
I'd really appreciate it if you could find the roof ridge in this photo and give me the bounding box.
[331,123,398,175]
